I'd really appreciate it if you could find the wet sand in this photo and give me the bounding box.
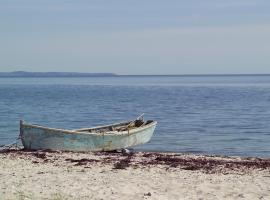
[0,150,270,199]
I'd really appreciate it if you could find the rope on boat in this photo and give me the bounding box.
[0,137,23,152]
[0,141,17,148]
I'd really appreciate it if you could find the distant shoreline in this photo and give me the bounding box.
[0,71,117,78]
[0,71,270,78]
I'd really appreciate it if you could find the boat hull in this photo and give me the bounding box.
[20,121,157,151]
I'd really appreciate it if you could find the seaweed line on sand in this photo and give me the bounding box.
[1,149,270,174]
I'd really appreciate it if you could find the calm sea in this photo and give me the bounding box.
[1,75,270,157]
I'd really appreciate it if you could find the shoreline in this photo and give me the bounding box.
[2,149,270,171]
[1,150,270,199]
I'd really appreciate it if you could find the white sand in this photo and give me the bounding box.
[0,151,270,200]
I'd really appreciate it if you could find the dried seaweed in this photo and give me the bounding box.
[65,158,100,166]
[2,149,270,174]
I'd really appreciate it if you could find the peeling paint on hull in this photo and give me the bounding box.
[20,121,157,151]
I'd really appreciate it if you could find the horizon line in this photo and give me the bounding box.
[1,71,270,77]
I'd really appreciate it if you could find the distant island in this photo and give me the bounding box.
[0,71,118,77]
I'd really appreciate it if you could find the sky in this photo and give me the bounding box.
[0,0,270,75]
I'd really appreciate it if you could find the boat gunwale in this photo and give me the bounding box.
[21,120,157,136]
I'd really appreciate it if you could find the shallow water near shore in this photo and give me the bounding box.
[1,75,270,157]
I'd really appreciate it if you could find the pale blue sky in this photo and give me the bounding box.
[0,0,270,74]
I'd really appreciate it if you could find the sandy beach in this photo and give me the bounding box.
[0,150,269,200]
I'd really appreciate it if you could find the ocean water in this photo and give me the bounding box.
[0,75,270,157]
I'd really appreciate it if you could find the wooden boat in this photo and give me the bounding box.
[20,115,157,152]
